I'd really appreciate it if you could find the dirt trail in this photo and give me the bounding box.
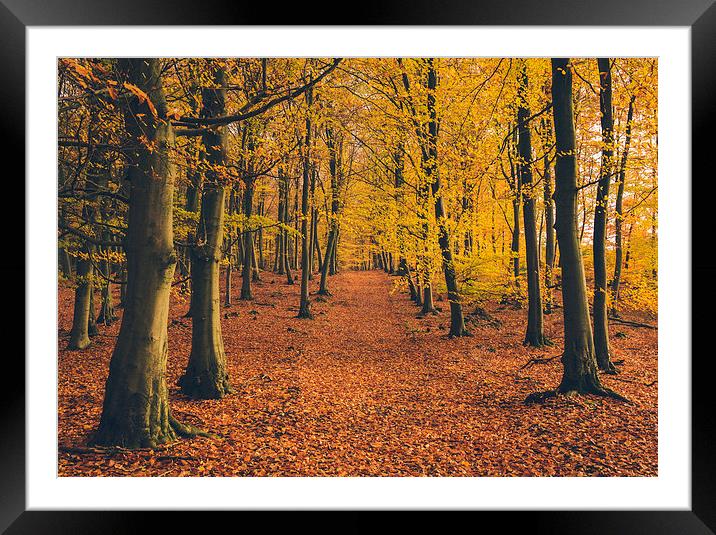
[58,270,657,477]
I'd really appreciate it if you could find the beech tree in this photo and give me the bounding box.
[526,58,627,404]
[179,61,232,399]
[516,61,546,346]
[93,58,208,447]
[57,57,657,454]
[592,58,617,374]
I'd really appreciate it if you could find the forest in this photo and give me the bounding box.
[57,57,658,477]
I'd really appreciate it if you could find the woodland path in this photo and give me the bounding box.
[58,270,658,477]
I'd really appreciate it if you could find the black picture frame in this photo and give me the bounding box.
[5,0,714,532]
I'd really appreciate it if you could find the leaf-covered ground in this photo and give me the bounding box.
[58,270,657,476]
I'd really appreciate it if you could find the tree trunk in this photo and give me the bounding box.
[257,192,265,270]
[224,235,233,307]
[87,276,98,337]
[282,169,294,285]
[593,58,616,374]
[67,246,92,350]
[610,95,635,317]
[541,118,556,315]
[183,141,203,319]
[179,62,232,399]
[526,58,626,404]
[297,87,314,318]
[425,58,467,336]
[241,174,255,300]
[517,61,546,346]
[97,257,115,326]
[318,124,342,295]
[94,58,207,448]
[59,247,72,278]
[251,236,260,281]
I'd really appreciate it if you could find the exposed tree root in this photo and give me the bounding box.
[448,329,473,338]
[169,414,216,439]
[297,309,314,319]
[600,361,620,375]
[523,336,554,348]
[525,385,633,405]
[417,309,440,318]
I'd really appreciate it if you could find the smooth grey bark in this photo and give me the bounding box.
[280,168,294,285]
[241,169,255,299]
[610,95,636,317]
[593,58,616,374]
[526,58,627,404]
[297,87,314,319]
[179,62,232,399]
[540,116,556,315]
[67,245,92,350]
[516,62,546,346]
[94,58,207,448]
[318,125,342,295]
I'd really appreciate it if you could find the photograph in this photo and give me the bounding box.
[56,56,659,478]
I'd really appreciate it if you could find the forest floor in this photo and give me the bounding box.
[58,269,657,477]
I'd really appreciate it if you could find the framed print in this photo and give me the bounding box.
[5,0,715,532]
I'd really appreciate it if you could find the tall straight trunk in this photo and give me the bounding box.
[276,175,285,275]
[511,197,521,285]
[252,237,260,281]
[330,228,339,275]
[94,58,207,448]
[516,61,546,346]
[293,180,299,271]
[241,174,255,300]
[274,233,282,273]
[401,258,419,302]
[507,127,521,288]
[624,222,633,270]
[393,140,411,288]
[257,192,266,270]
[318,125,342,295]
[416,194,434,315]
[308,165,318,279]
[87,272,98,337]
[425,59,467,336]
[68,245,92,350]
[526,58,626,404]
[179,62,232,399]
[313,216,323,273]
[225,234,233,307]
[319,232,336,295]
[610,95,636,317]
[281,170,294,285]
[542,117,556,315]
[97,251,115,325]
[400,59,436,316]
[297,87,314,318]
[183,140,202,319]
[593,58,616,373]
